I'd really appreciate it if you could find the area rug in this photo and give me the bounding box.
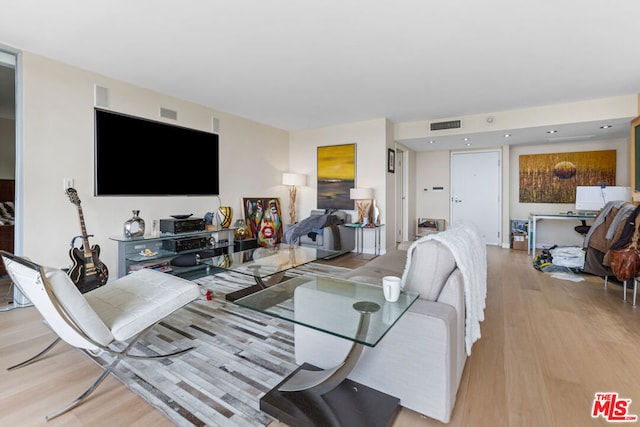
[94,262,351,427]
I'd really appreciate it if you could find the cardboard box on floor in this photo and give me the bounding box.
[512,232,528,251]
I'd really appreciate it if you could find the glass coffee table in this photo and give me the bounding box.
[202,243,340,301]
[235,275,419,427]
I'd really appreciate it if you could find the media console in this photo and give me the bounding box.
[110,227,236,279]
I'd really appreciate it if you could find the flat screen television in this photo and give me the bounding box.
[95,108,219,196]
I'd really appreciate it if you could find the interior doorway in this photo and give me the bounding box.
[450,150,501,245]
[0,49,17,260]
[395,148,405,243]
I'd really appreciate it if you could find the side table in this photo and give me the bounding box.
[341,223,384,258]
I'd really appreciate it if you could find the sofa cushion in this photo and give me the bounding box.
[402,239,456,301]
[85,269,200,342]
[341,266,401,286]
[363,250,407,276]
[339,250,406,285]
[299,233,324,246]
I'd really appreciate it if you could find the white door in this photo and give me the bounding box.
[451,150,501,245]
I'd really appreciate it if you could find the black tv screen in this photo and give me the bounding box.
[95,108,219,196]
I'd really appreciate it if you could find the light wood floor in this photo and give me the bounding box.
[1,248,638,426]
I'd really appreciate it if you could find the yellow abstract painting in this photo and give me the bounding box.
[317,143,356,210]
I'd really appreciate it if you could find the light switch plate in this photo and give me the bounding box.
[63,178,74,190]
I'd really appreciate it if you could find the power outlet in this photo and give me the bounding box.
[63,178,74,190]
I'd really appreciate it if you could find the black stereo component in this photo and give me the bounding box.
[159,218,205,234]
[162,236,209,253]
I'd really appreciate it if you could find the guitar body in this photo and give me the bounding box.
[68,244,109,293]
[65,188,109,293]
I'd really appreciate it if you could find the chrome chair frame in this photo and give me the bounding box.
[1,250,197,420]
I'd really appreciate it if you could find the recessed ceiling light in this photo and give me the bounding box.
[463,137,470,141]
[465,143,472,147]
[600,125,613,129]
[547,130,558,134]
[504,133,511,138]
[428,140,434,144]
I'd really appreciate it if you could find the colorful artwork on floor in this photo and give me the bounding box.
[242,197,282,247]
[519,149,616,203]
[317,143,356,210]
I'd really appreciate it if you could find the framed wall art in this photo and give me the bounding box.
[388,148,395,173]
[317,143,356,210]
[242,197,283,247]
[519,149,616,203]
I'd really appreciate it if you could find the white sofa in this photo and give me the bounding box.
[294,223,487,423]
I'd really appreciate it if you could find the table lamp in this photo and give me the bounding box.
[282,172,307,224]
[350,187,375,224]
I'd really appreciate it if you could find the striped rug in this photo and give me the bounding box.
[94,262,351,427]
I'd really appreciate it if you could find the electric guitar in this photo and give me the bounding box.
[66,188,108,292]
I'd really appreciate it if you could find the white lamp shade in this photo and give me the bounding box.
[282,172,306,187]
[350,187,374,200]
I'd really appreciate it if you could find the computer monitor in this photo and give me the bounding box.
[575,186,631,211]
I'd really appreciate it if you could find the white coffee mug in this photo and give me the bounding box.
[382,276,401,302]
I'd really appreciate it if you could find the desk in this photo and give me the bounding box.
[342,223,384,258]
[235,275,419,427]
[529,212,597,260]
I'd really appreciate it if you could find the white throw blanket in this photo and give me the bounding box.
[402,221,488,355]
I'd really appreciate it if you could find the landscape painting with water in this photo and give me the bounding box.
[317,143,356,210]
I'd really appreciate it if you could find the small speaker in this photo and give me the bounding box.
[170,253,199,267]
[212,117,219,133]
[95,85,109,108]
[160,107,177,120]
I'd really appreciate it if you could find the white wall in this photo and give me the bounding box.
[402,95,638,248]
[509,137,629,249]
[415,150,451,233]
[395,142,417,242]
[19,52,289,272]
[384,119,397,248]
[14,52,638,271]
[414,136,629,248]
[396,95,638,141]
[289,118,393,252]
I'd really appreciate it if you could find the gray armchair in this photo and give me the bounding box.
[286,210,355,252]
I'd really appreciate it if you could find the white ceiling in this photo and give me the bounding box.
[1,1,639,150]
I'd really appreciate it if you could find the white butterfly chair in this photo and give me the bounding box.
[0,250,201,420]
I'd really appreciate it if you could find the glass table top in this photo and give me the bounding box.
[203,243,335,280]
[235,275,419,347]
[341,223,385,228]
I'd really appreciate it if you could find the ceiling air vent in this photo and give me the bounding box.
[160,107,178,120]
[430,120,461,131]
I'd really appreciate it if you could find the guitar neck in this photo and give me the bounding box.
[76,206,92,255]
